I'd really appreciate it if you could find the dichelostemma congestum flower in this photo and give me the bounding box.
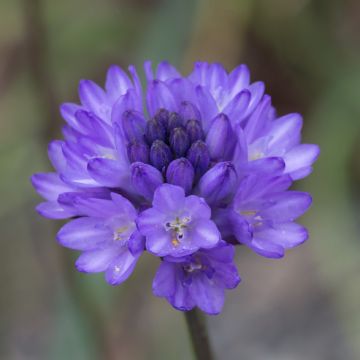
[32,61,319,315]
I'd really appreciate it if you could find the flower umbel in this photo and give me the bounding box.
[32,61,319,315]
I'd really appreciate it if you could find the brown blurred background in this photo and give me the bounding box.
[1,0,360,359]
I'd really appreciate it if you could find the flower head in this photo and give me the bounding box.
[32,60,319,314]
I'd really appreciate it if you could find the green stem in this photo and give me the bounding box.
[185,309,215,360]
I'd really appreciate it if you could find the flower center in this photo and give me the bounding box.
[164,215,191,246]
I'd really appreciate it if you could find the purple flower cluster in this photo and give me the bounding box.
[32,61,319,315]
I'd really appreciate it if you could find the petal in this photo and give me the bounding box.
[249,237,285,259]
[190,219,220,249]
[48,140,67,173]
[243,157,285,175]
[145,229,172,256]
[228,64,250,99]
[87,157,129,188]
[156,61,181,81]
[267,113,303,152]
[223,90,251,124]
[260,191,312,222]
[284,144,320,178]
[255,222,308,249]
[111,89,139,124]
[60,103,84,130]
[75,246,117,273]
[105,248,140,285]
[57,217,111,250]
[78,80,108,117]
[152,261,177,297]
[195,86,218,132]
[152,184,185,213]
[105,65,132,102]
[146,80,177,116]
[190,275,225,315]
[137,208,167,236]
[245,81,265,117]
[36,201,77,219]
[31,173,73,201]
[184,195,211,220]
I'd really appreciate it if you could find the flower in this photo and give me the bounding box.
[137,184,220,257]
[32,60,319,314]
[152,242,240,315]
[57,193,144,285]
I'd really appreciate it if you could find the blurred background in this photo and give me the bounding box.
[1,0,360,359]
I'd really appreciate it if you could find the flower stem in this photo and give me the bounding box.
[185,309,215,360]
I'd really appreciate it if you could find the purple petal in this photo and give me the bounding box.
[259,191,312,222]
[255,222,308,249]
[60,103,84,130]
[48,140,67,173]
[152,184,185,213]
[249,237,285,259]
[189,276,225,315]
[156,61,181,81]
[228,64,250,99]
[190,219,220,249]
[31,173,73,201]
[78,80,108,118]
[152,261,177,297]
[267,113,303,152]
[146,80,177,116]
[195,86,218,132]
[76,247,117,273]
[184,195,211,220]
[105,65,132,103]
[222,90,251,124]
[57,217,111,250]
[36,201,77,219]
[105,249,140,286]
[284,144,320,179]
[87,157,129,188]
[137,208,167,236]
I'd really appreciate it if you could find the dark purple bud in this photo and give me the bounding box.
[169,127,190,157]
[186,140,210,178]
[127,141,150,163]
[198,161,237,205]
[179,101,201,121]
[150,140,173,170]
[131,162,163,200]
[122,110,146,142]
[185,119,204,143]
[166,158,195,194]
[145,118,166,144]
[167,112,183,134]
[154,108,170,128]
[206,113,236,160]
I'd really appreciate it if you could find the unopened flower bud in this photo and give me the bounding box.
[186,140,210,178]
[150,140,173,170]
[169,127,190,157]
[145,118,166,144]
[127,141,150,163]
[167,112,183,134]
[166,158,195,194]
[206,113,235,160]
[122,110,146,142]
[198,161,237,205]
[154,108,170,128]
[179,101,201,122]
[185,119,204,143]
[131,162,163,200]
